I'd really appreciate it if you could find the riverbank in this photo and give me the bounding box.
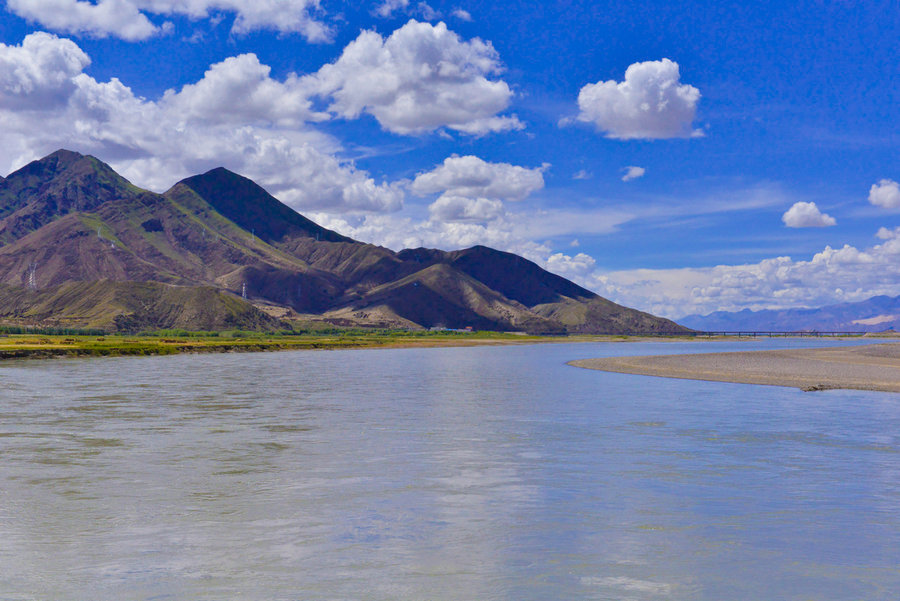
[570,342,900,392]
[0,331,656,360]
[0,332,517,359]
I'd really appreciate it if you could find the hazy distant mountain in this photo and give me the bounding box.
[0,150,687,333]
[678,296,900,332]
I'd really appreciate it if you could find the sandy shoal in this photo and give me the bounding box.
[569,343,900,392]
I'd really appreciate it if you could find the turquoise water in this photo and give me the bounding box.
[1,339,898,600]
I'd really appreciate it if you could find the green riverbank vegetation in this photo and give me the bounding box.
[0,326,566,360]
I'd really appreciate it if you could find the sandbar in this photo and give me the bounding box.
[569,343,900,392]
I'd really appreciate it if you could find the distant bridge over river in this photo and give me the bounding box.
[640,331,870,338]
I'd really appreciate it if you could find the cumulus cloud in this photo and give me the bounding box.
[0,33,401,214]
[781,201,836,228]
[0,31,90,110]
[868,179,900,209]
[410,155,546,223]
[546,252,596,279]
[7,0,160,41]
[232,139,404,212]
[572,169,591,180]
[621,165,645,182]
[160,53,327,126]
[6,0,331,42]
[311,20,522,135]
[877,226,899,240]
[576,58,701,139]
[411,155,546,200]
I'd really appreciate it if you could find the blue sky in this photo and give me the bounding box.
[0,0,898,317]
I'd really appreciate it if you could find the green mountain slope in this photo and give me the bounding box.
[0,281,279,331]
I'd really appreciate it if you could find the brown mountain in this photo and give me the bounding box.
[0,150,687,334]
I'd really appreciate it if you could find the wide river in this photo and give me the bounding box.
[1,339,899,600]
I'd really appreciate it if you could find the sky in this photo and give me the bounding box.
[0,0,898,318]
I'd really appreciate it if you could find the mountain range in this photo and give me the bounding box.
[678,295,900,333]
[0,150,686,334]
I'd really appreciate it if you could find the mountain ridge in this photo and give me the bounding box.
[0,149,688,334]
[678,295,900,332]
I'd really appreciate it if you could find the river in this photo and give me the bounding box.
[1,339,898,600]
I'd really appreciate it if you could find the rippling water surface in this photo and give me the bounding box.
[2,339,899,600]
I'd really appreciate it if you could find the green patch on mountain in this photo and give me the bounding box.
[0,281,281,332]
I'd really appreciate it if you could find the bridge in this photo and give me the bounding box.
[641,331,870,338]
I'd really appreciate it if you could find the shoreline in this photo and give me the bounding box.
[569,342,900,393]
[0,332,893,364]
[0,332,663,361]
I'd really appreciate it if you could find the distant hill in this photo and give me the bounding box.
[0,150,687,333]
[678,295,900,332]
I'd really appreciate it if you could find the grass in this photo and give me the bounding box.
[0,328,564,360]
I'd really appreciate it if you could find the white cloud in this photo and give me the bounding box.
[428,195,504,222]
[311,20,522,135]
[410,155,546,223]
[576,58,701,140]
[877,226,899,240]
[6,0,331,42]
[452,8,472,21]
[374,0,408,18]
[211,0,330,40]
[230,138,404,212]
[7,0,160,41]
[375,0,440,20]
[0,33,400,214]
[590,228,900,318]
[0,31,90,110]
[621,165,645,182]
[781,201,836,228]
[572,169,591,180]
[418,2,440,19]
[310,211,542,256]
[411,155,546,201]
[160,53,327,126]
[546,252,596,279]
[868,179,900,209]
